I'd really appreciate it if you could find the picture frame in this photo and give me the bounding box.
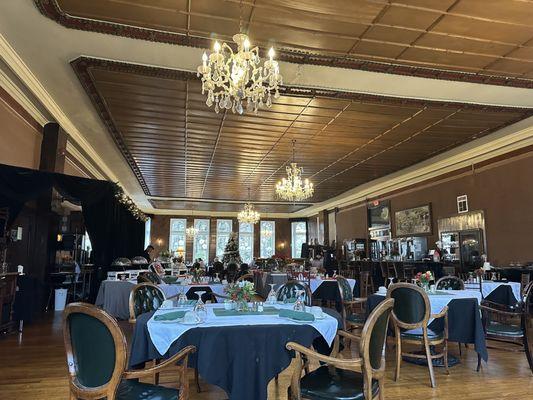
[394,204,432,237]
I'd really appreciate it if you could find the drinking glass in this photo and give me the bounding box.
[194,291,207,321]
[177,287,187,307]
[267,283,277,305]
[293,290,306,312]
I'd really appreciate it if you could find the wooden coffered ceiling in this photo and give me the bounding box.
[37,0,533,87]
[72,57,532,212]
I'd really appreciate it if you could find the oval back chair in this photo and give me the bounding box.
[137,271,162,285]
[235,273,254,283]
[436,276,465,291]
[277,281,312,306]
[63,302,195,400]
[128,283,165,324]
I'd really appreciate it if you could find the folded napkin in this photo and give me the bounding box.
[279,309,315,322]
[213,307,279,317]
[154,310,186,321]
[283,298,297,304]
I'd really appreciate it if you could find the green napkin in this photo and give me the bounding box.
[154,310,186,321]
[283,298,297,304]
[213,307,279,317]
[279,309,315,322]
[429,290,453,296]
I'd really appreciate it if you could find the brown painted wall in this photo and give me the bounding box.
[0,96,42,169]
[150,215,293,262]
[334,151,533,266]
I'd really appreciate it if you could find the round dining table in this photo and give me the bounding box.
[129,305,342,400]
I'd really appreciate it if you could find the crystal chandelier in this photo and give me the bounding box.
[196,1,282,115]
[186,211,198,238]
[238,188,261,224]
[276,140,314,201]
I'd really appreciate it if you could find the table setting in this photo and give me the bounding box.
[464,280,521,305]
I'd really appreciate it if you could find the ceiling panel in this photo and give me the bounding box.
[37,0,533,86]
[72,57,532,212]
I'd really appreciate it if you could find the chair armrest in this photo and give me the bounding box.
[430,306,448,319]
[337,329,362,342]
[479,305,521,317]
[123,345,196,379]
[286,341,362,370]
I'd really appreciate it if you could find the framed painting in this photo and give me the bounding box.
[394,204,432,237]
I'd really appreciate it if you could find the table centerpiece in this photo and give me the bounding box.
[415,270,434,292]
[225,281,256,311]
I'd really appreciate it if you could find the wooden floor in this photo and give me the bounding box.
[0,312,532,400]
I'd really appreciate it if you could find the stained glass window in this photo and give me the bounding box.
[216,219,232,258]
[260,221,275,258]
[291,221,307,258]
[193,219,210,262]
[239,222,254,263]
[169,218,186,257]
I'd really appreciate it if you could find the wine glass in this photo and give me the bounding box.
[293,290,306,312]
[267,283,277,305]
[177,286,187,308]
[193,291,207,321]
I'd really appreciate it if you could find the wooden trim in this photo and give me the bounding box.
[34,0,533,89]
[0,85,42,132]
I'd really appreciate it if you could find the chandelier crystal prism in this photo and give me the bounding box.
[238,188,261,224]
[196,2,282,115]
[275,140,314,202]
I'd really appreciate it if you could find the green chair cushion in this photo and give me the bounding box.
[299,366,379,400]
[487,321,524,338]
[401,328,444,341]
[116,380,179,400]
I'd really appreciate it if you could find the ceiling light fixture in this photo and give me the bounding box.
[196,0,282,114]
[186,210,198,238]
[275,139,314,201]
[238,188,261,224]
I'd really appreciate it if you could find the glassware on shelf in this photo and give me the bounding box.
[267,283,277,304]
[193,291,207,321]
[293,290,306,312]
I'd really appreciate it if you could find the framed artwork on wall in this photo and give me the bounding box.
[394,204,432,237]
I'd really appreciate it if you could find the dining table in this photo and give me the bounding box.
[464,280,521,306]
[95,279,227,319]
[367,289,488,366]
[129,303,342,400]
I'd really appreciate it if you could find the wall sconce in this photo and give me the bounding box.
[278,242,286,249]
[156,238,163,246]
[57,233,63,242]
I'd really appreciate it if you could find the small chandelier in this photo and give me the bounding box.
[276,139,314,201]
[196,1,282,115]
[186,210,198,238]
[238,188,260,224]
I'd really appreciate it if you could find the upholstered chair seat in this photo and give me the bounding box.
[401,327,445,341]
[299,367,379,400]
[486,321,524,338]
[116,380,179,400]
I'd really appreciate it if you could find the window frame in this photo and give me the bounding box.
[238,222,254,264]
[169,218,187,257]
[291,221,308,258]
[260,220,276,258]
[192,218,210,262]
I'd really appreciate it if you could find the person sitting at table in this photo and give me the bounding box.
[249,257,257,268]
[171,256,186,277]
[141,245,154,263]
[310,254,323,275]
[198,258,206,269]
[235,263,250,280]
[226,262,238,282]
[210,258,224,277]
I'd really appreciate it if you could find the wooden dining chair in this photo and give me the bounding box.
[128,283,165,324]
[337,276,366,332]
[277,281,313,306]
[387,283,449,388]
[235,273,254,283]
[138,271,162,285]
[286,298,394,400]
[63,302,195,400]
[436,276,465,290]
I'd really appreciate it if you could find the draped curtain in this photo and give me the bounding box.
[0,163,144,266]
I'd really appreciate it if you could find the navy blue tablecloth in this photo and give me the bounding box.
[130,309,342,400]
[484,284,519,306]
[367,294,488,362]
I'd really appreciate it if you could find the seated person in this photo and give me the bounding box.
[235,263,250,280]
[225,262,238,283]
[171,256,186,277]
[210,257,224,277]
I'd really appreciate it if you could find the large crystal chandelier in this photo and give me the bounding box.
[196,1,282,115]
[276,140,314,201]
[186,211,198,238]
[238,188,260,224]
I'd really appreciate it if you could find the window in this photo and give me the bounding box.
[291,221,307,258]
[193,219,210,262]
[216,219,233,258]
[144,217,151,249]
[260,221,275,258]
[169,218,187,257]
[239,222,254,263]
[457,195,468,213]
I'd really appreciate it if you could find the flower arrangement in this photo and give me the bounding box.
[416,270,434,285]
[225,281,256,303]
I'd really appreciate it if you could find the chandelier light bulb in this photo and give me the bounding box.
[244,38,251,51]
[214,41,221,53]
[268,47,275,60]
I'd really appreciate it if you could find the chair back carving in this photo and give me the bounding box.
[336,276,354,302]
[137,271,162,285]
[360,298,395,374]
[129,283,165,323]
[436,276,465,291]
[359,270,371,298]
[63,303,127,399]
[276,281,312,306]
[387,283,430,329]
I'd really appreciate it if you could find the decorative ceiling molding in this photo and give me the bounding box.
[35,0,533,89]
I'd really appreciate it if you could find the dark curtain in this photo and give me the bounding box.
[0,163,144,266]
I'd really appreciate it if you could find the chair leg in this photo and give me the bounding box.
[423,331,436,388]
[378,378,385,400]
[153,359,160,385]
[458,342,462,356]
[394,326,401,382]
[195,367,201,393]
[477,354,482,372]
[444,340,449,375]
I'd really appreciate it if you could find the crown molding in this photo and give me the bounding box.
[0,33,118,184]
